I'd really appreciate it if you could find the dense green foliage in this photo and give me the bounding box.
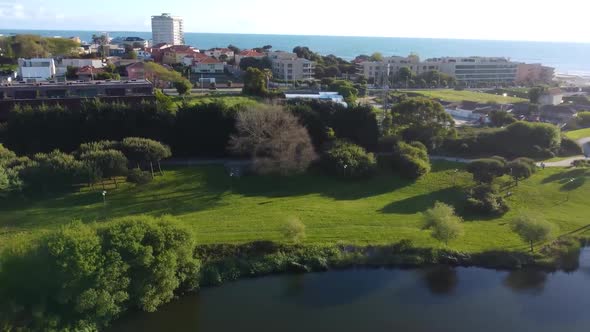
[239,56,272,71]
[489,110,517,127]
[466,184,509,216]
[126,168,153,185]
[0,216,201,331]
[288,99,380,151]
[391,141,431,179]
[321,141,377,178]
[441,122,561,158]
[467,158,507,183]
[0,34,79,59]
[391,97,455,149]
[243,67,269,96]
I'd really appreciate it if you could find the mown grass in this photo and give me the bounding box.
[1,162,589,254]
[408,90,526,104]
[565,128,590,141]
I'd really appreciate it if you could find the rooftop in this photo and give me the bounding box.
[0,79,153,89]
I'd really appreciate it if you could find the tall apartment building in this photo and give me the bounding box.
[268,52,314,81]
[151,13,184,45]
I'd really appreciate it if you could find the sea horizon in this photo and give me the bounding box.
[2,28,589,76]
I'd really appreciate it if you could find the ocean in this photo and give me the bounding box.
[1,29,589,76]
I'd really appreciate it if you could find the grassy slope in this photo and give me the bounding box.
[1,163,589,254]
[408,90,526,104]
[565,128,590,141]
[170,95,261,111]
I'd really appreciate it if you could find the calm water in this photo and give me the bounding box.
[110,248,590,332]
[1,29,590,75]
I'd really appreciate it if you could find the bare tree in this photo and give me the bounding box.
[229,106,316,175]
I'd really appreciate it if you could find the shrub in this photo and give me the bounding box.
[422,202,464,245]
[572,159,590,168]
[392,142,431,179]
[559,137,583,156]
[466,184,509,216]
[127,168,153,185]
[466,158,506,183]
[507,158,537,183]
[281,217,306,243]
[321,141,377,178]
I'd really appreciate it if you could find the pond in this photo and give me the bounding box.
[110,248,590,332]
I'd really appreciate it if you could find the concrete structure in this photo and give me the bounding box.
[539,88,564,106]
[0,79,153,100]
[191,57,225,74]
[285,92,346,107]
[516,63,555,84]
[234,49,265,66]
[204,48,235,59]
[151,13,184,45]
[17,58,56,82]
[268,52,314,81]
[540,104,577,124]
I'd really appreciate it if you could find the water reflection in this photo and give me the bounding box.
[503,269,548,295]
[420,265,458,295]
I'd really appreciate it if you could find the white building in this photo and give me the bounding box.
[151,13,184,46]
[191,57,225,74]
[268,52,314,81]
[204,48,235,59]
[56,58,104,76]
[285,92,347,107]
[17,58,56,81]
[538,88,564,106]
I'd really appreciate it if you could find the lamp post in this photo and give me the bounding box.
[229,171,234,191]
[102,190,107,205]
[566,178,576,201]
[452,169,459,186]
[343,164,348,177]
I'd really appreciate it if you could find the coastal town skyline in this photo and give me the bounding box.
[1,0,589,43]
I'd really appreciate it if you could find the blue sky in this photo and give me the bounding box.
[0,0,589,43]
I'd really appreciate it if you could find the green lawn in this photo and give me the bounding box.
[1,163,589,254]
[407,90,527,104]
[565,128,590,141]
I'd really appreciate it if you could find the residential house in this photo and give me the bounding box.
[76,66,106,81]
[136,50,152,60]
[57,58,104,76]
[285,92,346,107]
[234,49,265,66]
[17,58,56,82]
[268,52,314,81]
[161,45,201,65]
[538,88,564,106]
[126,62,146,80]
[147,43,172,63]
[191,57,225,75]
[204,48,235,60]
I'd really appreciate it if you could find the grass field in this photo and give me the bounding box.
[2,162,589,254]
[407,90,527,104]
[565,128,590,141]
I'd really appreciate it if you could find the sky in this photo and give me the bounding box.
[0,0,589,43]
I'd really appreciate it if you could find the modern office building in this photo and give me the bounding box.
[151,13,184,45]
[17,58,57,82]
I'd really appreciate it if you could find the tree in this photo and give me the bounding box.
[229,106,316,175]
[507,158,536,185]
[81,149,128,188]
[489,110,516,127]
[392,141,431,179]
[121,137,172,177]
[227,44,241,54]
[242,67,268,97]
[321,141,377,178]
[467,158,506,183]
[173,79,192,96]
[329,80,358,104]
[511,213,554,252]
[369,52,383,61]
[123,50,138,60]
[239,56,272,71]
[466,184,509,215]
[528,86,548,104]
[390,97,455,149]
[66,66,78,79]
[423,202,464,245]
[282,217,306,243]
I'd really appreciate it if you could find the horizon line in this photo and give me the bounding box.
[1,28,589,45]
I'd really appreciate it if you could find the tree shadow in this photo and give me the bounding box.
[228,172,415,201]
[379,187,465,215]
[541,168,587,185]
[503,269,548,295]
[419,265,459,296]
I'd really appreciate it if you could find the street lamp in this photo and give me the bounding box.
[452,169,459,186]
[566,178,576,201]
[102,190,107,205]
[229,171,234,191]
[343,164,348,177]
